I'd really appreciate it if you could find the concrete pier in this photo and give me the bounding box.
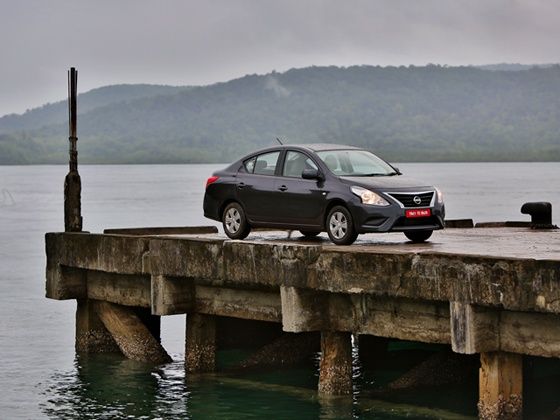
[45,226,560,418]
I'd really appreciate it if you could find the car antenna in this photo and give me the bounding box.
[275,137,284,145]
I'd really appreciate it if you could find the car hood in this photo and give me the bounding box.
[339,175,434,191]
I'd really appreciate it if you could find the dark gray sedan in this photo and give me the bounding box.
[203,144,445,245]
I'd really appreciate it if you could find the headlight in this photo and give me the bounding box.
[435,187,444,203]
[351,186,390,206]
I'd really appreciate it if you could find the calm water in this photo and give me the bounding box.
[0,163,559,419]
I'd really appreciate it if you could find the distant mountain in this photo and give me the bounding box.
[476,63,558,71]
[1,65,560,164]
[0,84,190,133]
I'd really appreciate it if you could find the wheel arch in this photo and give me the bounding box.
[324,199,349,228]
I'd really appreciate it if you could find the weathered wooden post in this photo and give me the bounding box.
[64,67,82,232]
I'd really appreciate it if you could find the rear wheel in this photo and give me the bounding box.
[404,230,433,243]
[222,202,251,240]
[300,230,320,238]
[326,206,358,245]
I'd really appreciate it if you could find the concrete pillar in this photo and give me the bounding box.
[93,300,172,364]
[318,331,352,395]
[75,299,119,353]
[186,313,216,373]
[478,351,523,420]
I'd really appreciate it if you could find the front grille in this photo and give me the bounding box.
[387,192,434,208]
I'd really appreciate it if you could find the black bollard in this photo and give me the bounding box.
[520,202,556,229]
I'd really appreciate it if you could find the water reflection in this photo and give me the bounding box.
[41,354,189,419]
[40,348,477,419]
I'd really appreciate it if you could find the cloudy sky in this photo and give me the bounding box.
[1,0,559,116]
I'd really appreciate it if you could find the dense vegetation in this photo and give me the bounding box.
[1,65,559,164]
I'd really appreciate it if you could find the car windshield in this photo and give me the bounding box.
[316,149,397,176]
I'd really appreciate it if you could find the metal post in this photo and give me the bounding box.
[64,67,82,232]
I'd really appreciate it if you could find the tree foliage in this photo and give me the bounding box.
[1,65,560,164]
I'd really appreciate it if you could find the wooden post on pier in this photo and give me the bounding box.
[64,67,82,232]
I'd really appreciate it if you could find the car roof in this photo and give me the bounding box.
[242,143,363,157]
[298,143,363,152]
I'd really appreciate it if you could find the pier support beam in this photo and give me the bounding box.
[318,331,352,395]
[93,300,172,364]
[478,351,523,420]
[75,299,119,353]
[186,313,216,373]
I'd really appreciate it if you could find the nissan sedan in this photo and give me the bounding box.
[203,144,445,245]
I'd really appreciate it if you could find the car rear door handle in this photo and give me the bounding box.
[237,182,245,189]
[278,185,288,192]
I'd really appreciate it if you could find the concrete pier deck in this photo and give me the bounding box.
[46,226,560,419]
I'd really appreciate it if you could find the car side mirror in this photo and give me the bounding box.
[302,168,323,180]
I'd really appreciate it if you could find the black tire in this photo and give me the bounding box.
[326,205,358,245]
[222,202,251,240]
[300,230,320,238]
[404,230,433,243]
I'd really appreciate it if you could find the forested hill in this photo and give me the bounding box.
[0,84,189,133]
[1,65,560,164]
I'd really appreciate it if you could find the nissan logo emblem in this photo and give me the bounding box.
[413,196,422,205]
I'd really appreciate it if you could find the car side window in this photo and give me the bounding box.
[243,157,256,173]
[253,151,280,176]
[282,151,318,178]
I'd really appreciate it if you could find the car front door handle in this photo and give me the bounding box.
[278,185,288,192]
[237,182,245,189]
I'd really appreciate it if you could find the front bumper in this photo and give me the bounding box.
[348,199,445,233]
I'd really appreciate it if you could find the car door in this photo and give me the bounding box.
[271,150,326,228]
[236,150,281,223]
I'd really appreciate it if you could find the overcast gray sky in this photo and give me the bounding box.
[1,0,559,116]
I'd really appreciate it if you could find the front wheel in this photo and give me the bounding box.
[222,202,251,240]
[326,206,358,245]
[404,230,433,243]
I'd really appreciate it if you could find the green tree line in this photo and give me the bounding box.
[1,65,559,164]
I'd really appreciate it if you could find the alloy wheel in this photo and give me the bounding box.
[326,205,358,245]
[329,211,348,239]
[225,208,241,234]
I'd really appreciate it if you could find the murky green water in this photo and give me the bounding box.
[40,349,479,419]
[1,163,560,418]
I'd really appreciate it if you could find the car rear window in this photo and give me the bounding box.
[243,157,256,173]
[254,152,280,175]
[243,151,280,176]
